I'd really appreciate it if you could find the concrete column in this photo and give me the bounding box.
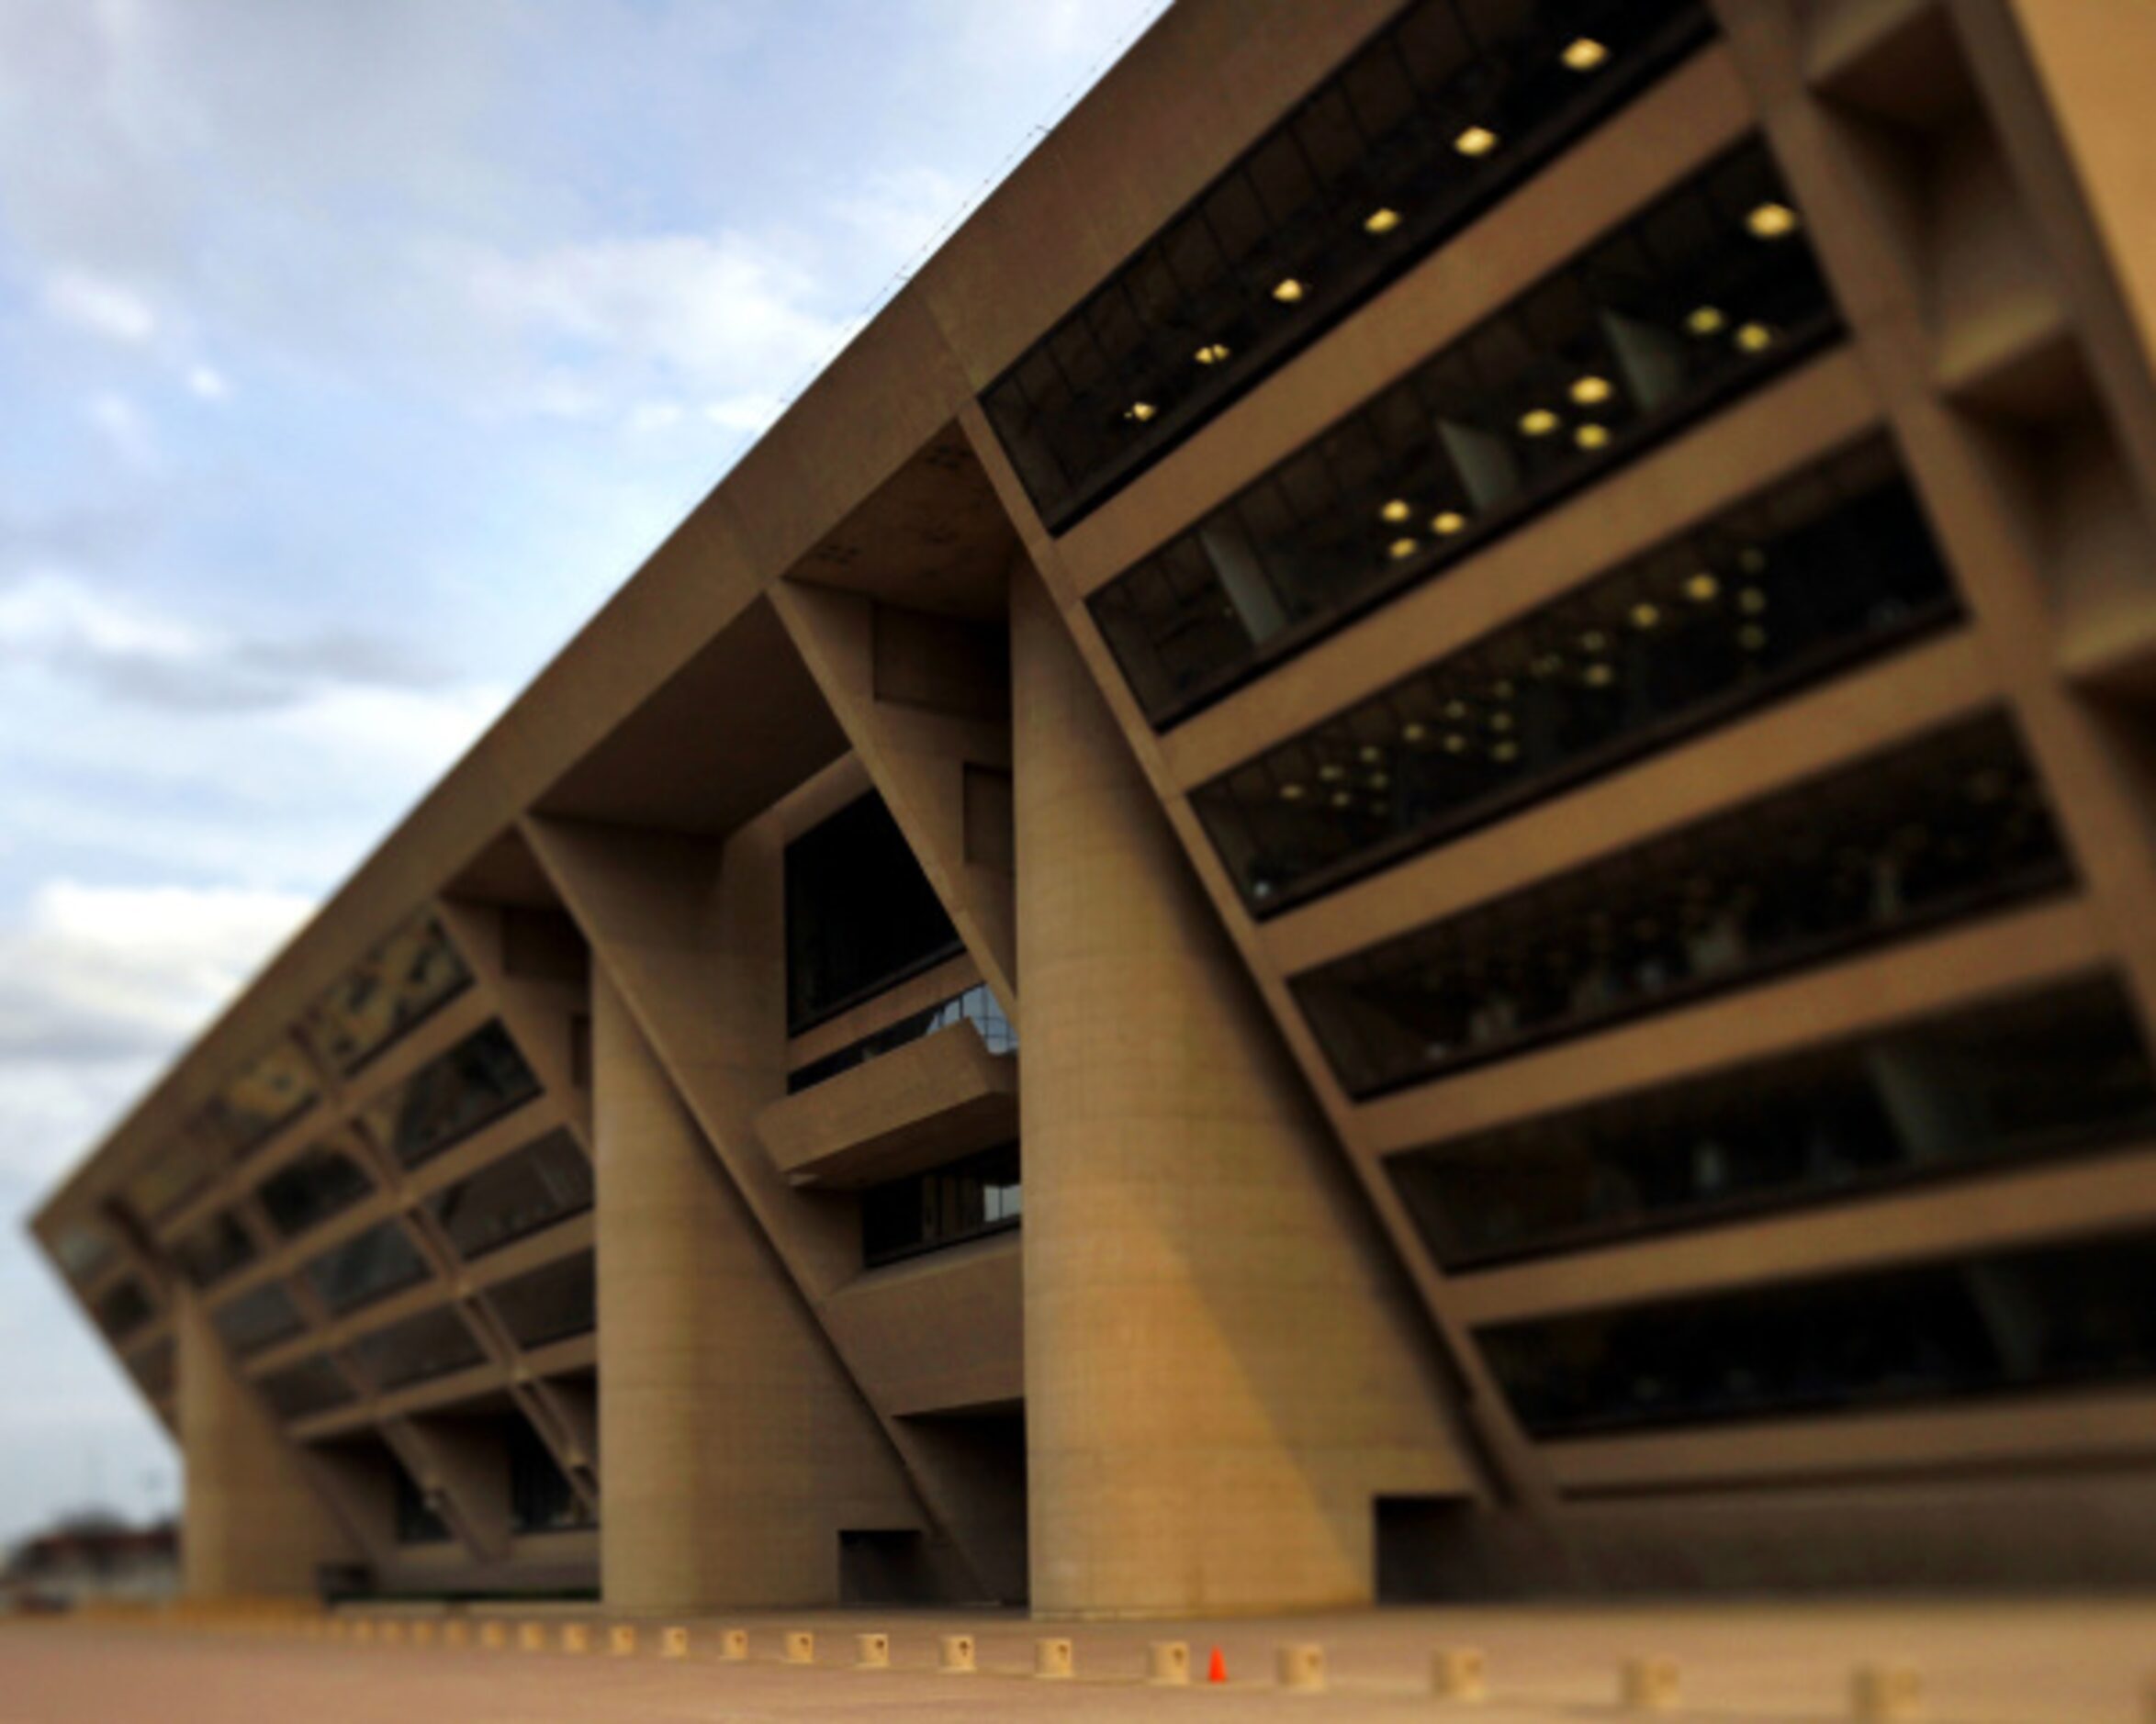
[1010,569,1478,1618]
[593,964,921,1611]
[174,1289,356,1599]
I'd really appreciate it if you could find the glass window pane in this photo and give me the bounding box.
[303,912,472,1076]
[427,1130,593,1261]
[358,1021,540,1170]
[860,1143,1022,1267]
[486,1252,595,1349]
[786,983,1016,1093]
[201,1040,320,1159]
[256,1143,375,1240]
[169,1208,258,1290]
[302,1219,431,1316]
[256,1356,354,1423]
[507,1415,591,1534]
[346,1304,486,1393]
[212,1281,306,1356]
[93,1277,154,1344]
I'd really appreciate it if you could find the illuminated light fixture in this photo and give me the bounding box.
[1379,498,1412,523]
[1125,400,1158,422]
[1491,679,1515,700]
[1631,601,1661,630]
[1738,624,1769,651]
[1739,587,1768,614]
[1358,744,1383,764]
[1562,36,1610,71]
[1569,375,1614,407]
[1364,207,1403,235]
[1193,341,1231,365]
[1443,700,1468,721]
[1387,537,1420,560]
[1735,321,1774,353]
[1318,763,1345,782]
[1443,733,1467,754]
[1488,711,1514,733]
[1279,782,1306,801]
[1518,407,1560,437]
[1367,772,1389,790]
[1331,790,1353,809]
[1401,721,1428,743]
[1686,305,1726,337]
[1685,571,1721,603]
[1746,201,1801,240]
[1738,546,1768,573]
[1454,125,1499,158]
[1272,277,1307,304]
[1532,653,1563,677]
[1584,662,1615,688]
[1491,739,1520,763]
[1432,509,1466,535]
[1575,423,1611,450]
[1580,630,1608,653]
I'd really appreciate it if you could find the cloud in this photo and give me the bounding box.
[185,363,229,401]
[83,391,157,470]
[42,268,158,343]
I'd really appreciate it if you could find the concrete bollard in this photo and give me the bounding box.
[609,1624,637,1657]
[1277,1643,1327,1694]
[1853,1665,1925,1723]
[518,1621,547,1653]
[1036,1638,1074,1680]
[718,1627,749,1662]
[410,1621,434,1650]
[939,1632,977,1674]
[1434,1646,1488,1701]
[479,1620,508,1651]
[660,1626,690,1659]
[782,1629,815,1665]
[1149,1641,1191,1686]
[560,1622,591,1655]
[381,1620,405,1648]
[855,1631,891,1670]
[443,1621,469,1651]
[1623,1655,1680,1712]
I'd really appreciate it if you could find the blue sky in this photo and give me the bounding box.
[0,0,1169,1546]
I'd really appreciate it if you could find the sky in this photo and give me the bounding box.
[0,0,1171,1549]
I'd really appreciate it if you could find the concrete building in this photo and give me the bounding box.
[28,0,2156,1616]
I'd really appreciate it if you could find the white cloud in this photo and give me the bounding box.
[82,390,157,470]
[42,267,157,343]
[185,363,230,401]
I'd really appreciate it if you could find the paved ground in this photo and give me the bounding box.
[2,1599,2152,1721]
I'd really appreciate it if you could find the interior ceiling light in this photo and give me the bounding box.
[1739,624,1769,651]
[1194,342,1231,365]
[1575,423,1611,449]
[1686,571,1721,602]
[1585,662,1615,687]
[1519,407,1560,436]
[1632,601,1661,630]
[1318,763,1345,782]
[1686,305,1726,337]
[1401,721,1428,743]
[1387,537,1420,560]
[1379,498,1412,523]
[1492,739,1520,762]
[1562,36,1610,71]
[1443,733,1467,753]
[1364,207,1403,235]
[1454,126,1499,158]
[1735,321,1774,353]
[1125,401,1158,422]
[1272,277,1307,304]
[1432,509,1466,535]
[1739,587,1768,613]
[1570,375,1614,406]
[1746,201,1801,239]
[1278,782,1306,801]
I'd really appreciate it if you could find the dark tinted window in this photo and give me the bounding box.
[1481,1226,2156,1439]
[395,1464,454,1545]
[93,1277,154,1343]
[1091,141,1839,726]
[211,1280,306,1356]
[787,983,1016,1093]
[862,1143,1022,1268]
[129,1338,176,1401]
[785,793,962,1033]
[486,1252,595,1349]
[1294,714,2071,1099]
[304,912,472,1074]
[1196,441,1958,913]
[427,1131,593,1261]
[358,1020,540,1170]
[169,1209,257,1290]
[256,1357,354,1423]
[302,1219,431,1316]
[119,1134,221,1226]
[986,0,1713,531]
[51,1223,117,1286]
[347,1305,486,1393]
[256,1143,375,1240]
[200,1040,320,1158]
[1393,977,2156,1271]
[508,1416,590,1534]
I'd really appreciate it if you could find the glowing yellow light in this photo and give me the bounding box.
[1735,321,1774,353]
[1125,401,1157,422]
[1562,36,1610,71]
[1492,679,1514,700]
[1739,587,1768,614]
[1364,207,1403,235]
[1492,740,1520,763]
[1575,423,1611,450]
[1584,662,1615,688]
[1401,721,1427,743]
[1632,602,1661,630]
[1519,408,1561,437]
[1387,537,1420,560]
[1367,772,1389,790]
[1580,630,1608,654]
[1194,341,1231,365]
[1686,305,1725,337]
[1570,375,1614,406]
[1443,700,1468,721]
[1318,763,1345,782]
[1746,201,1801,240]
[1686,571,1720,603]
[1488,711,1514,733]
[1533,654,1563,677]
[1358,744,1383,764]
[1331,790,1353,809]
[1443,733,1467,754]
[1432,509,1466,535]
[1272,277,1307,304]
[1738,624,1769,651]
[1279,782,1306,801]
[1379,498,1412,523]
[1454,125,1499,158]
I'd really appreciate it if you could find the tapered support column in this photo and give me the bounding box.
[1010,570,1478,1618]
[593,964,921,1611]
[175,1289,356,1599]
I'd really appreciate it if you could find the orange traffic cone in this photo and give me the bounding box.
[1207,1645,1228,1685]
